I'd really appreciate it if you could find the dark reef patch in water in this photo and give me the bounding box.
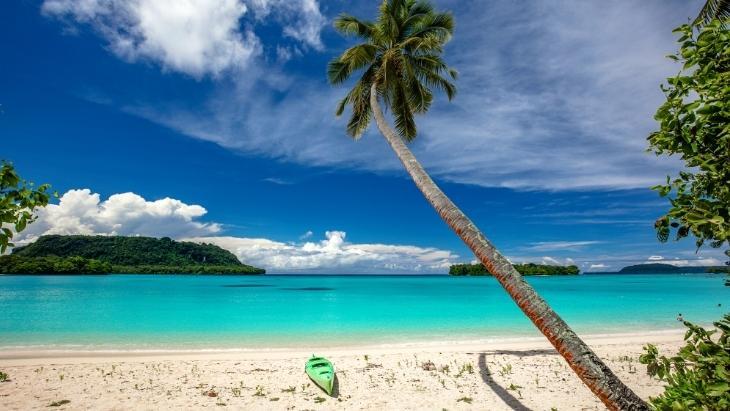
[222,284,272,288]
[281,287,335,291]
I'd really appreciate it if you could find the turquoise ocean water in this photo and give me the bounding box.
[0,274,727,350]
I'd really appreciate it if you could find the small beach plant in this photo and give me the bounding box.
[0,371,8,382]
[327,2,646,408]
[48,400,70,407]
[508,383,524,399]
[639,314,730,410]
[253,385,265,397]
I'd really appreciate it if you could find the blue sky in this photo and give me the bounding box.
[1,0,724,273]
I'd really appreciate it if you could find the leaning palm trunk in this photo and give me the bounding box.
[370,85,647,411]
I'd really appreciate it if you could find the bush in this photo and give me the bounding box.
[649,20,730,261]
[639,314,730,410]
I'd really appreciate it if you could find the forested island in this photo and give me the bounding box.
[449,263,580,276]
[618,263,729,274]
[0,235,265,274]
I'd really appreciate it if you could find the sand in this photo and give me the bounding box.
[0,331,682,410]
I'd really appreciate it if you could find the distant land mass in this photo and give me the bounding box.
[617,263,728,274]
[0,235,265,275]
[449,263,580,276]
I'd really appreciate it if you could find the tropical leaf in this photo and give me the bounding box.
[392,82,417,140]
[333,14,375,39]
[327,60,350,85]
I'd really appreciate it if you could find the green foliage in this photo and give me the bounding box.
[6,235,265,274]
[449,263,579,276]
[0,161,52,253]
[649,20,730,264]
[639,315,730,410]
[328,0,457,141]
[0,370,7,382]
[15,235,238,266]
[0,255,111,274]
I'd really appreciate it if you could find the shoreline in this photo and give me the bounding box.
[0,329,683,410]
[0,328,684,364]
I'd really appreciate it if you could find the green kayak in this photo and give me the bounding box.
[305,356,335,396]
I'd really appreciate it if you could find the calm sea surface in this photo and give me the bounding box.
[0,274,727,350]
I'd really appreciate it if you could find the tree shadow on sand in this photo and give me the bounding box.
[478,353,532,411]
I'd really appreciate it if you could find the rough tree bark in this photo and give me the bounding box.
[370,84,648,411]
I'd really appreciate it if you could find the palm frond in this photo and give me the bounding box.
[392,82,417,140]
[416,69,456,100]
[378,1,401,41]
[401,36,444,54]
[341,44,377,68]
[694,0,730,26]
[333,14,375,39]
[407,76,432,113]
[336,65,376,116]
[402,2,437,39]
[388,0,409,23]
[327,60,350,85]
[336,82,361,117]
[407,12,454,43]
[346,81,372,138]
[339,67,377,138]
[406,55,450,77]
[327,44,377,85]
[407,1,433,20]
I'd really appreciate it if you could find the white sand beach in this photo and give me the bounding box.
[0,330,681,410]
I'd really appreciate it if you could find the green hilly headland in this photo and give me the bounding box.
[0,235,265,274]
[617,263,728,274]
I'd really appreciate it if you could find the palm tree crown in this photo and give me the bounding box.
[328,0,457,141]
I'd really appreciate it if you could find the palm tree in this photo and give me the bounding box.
[695,0,730,26]
[328,1,647,409]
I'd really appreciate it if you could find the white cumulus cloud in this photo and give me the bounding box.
[41,0,325,77]
[15,189,221,243]
[186,231,459,273]
[648,255,664,261]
